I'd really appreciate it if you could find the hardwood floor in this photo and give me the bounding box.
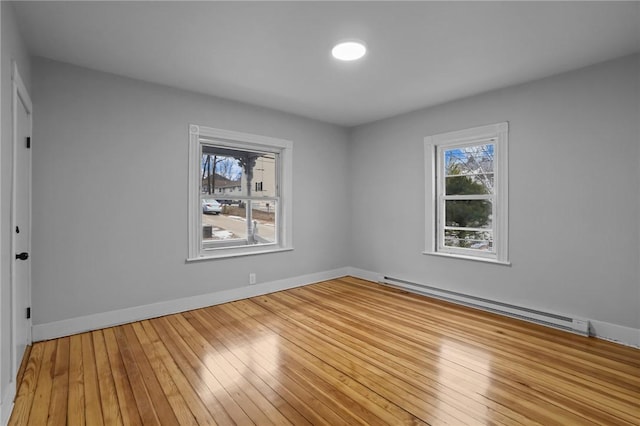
[9,276,640,425]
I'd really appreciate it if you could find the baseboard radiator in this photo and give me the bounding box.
[380,276,590,336]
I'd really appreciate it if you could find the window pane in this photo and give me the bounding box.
[445,144,494,175]
[201,152,243,197]
[445,200,492,228]
[247,153,277,197]
[446,174,494,195]
[201,146,277,198]
[444,144,494,194]
[250,200,277,244]
[202,201,247,243]
[444,230,493,251]
[202,200,277,248]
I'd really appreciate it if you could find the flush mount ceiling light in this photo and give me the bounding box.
[331,40,367,61]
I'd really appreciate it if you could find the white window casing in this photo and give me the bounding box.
[188,124,293,261]
[424,122,509,264]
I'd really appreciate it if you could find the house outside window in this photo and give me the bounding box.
[188,125,293,260]
[424,122,509,264]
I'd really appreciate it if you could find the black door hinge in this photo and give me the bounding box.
[26,137,31,149]
[26,307,31,319]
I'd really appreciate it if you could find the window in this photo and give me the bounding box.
[424,122,508,264]
[188,125,293,260]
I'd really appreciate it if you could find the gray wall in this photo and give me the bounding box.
[1,0,31,411]
[349,54,640,330]
[23,50,640,337]
[31,58,350,325]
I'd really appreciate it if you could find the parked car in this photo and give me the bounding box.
[202,199,222,214]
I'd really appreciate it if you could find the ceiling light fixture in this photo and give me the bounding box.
[331,40,367,61]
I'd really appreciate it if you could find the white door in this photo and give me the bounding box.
[11,65,32,377]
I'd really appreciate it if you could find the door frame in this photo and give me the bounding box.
[10,62,33,377]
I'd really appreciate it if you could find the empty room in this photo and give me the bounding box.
[1,1,639,425]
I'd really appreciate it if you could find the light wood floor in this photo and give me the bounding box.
[9,276,640,425]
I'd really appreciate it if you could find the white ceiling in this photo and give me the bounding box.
[12,1,640,127]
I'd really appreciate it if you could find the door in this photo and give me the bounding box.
[11,64,32,377]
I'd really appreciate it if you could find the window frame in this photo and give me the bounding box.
[424,122,509,264]
[187,124,293,261]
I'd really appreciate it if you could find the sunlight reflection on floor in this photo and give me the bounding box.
[436,338,492,422]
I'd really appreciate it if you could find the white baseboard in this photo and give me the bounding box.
[590,320,640,349]
[345,267,382,283]
[346,267,640,349]
[1,382,16,426]
[32,267,351,341]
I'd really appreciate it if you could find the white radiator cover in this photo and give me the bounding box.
[380,276,590,336]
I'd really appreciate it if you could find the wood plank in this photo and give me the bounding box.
[138,320,218,425]
[119,324,182,425]
[112,326,161,425]
[82,332,105,426]
[191,306,346,426]
[166,313,284,425]
[67,333,86,425]
[150,317,253,425]
[15,345,32,394]
[46,337,70,426]
[129,321,198,425]
[9,343,45,425]
[102,327,142,426]
[194,316,350,426]
[25,340,57,425]
[186,309,318,426]
[92,331,123,426]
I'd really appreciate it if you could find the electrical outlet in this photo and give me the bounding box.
[249,273,256,285]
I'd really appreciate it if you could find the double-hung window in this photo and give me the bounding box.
[425,122,509,263]
[188,125,293,260]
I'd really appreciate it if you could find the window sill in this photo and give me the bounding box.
[422,251,511,266]
[186,247,293,262]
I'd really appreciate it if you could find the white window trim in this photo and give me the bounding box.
[187,124,293,261]
[424,122,509,265]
